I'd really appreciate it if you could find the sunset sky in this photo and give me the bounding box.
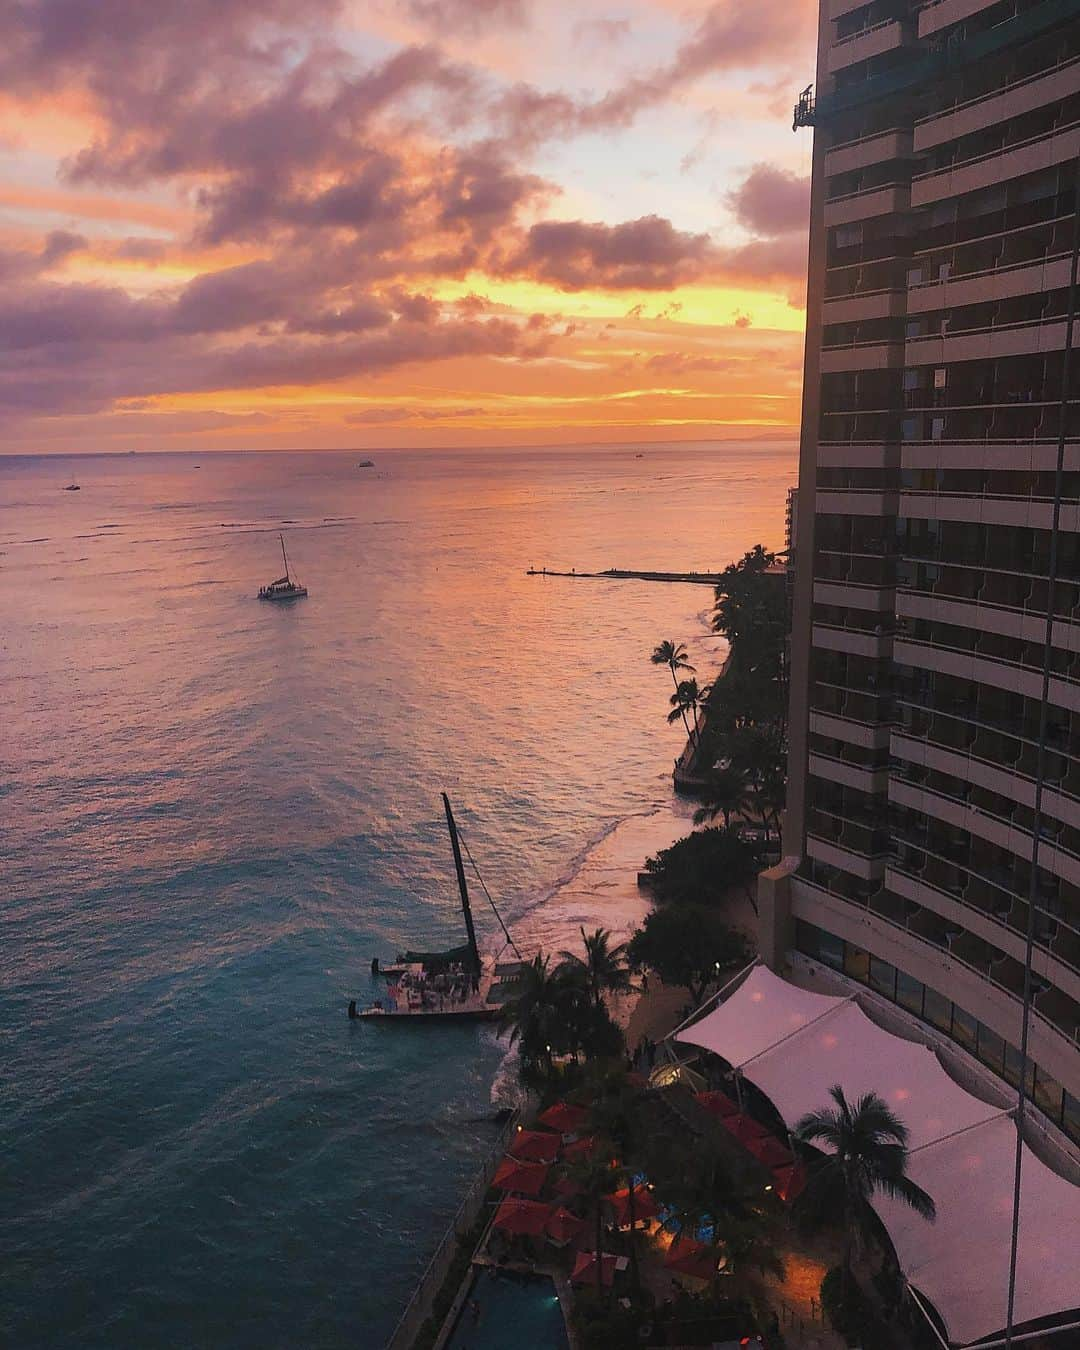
[1,0,816,452]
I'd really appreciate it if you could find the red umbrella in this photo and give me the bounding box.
[664,1235,721,1282]
[492,1157,549,1197]
[571,1250,620,1287]
[608,1184,658,1228]
[694,1090,739,1120]
[509,1129,560,1164]
[553,1174,583,1200]
[545,1206,586,1247]
[746,1135,792,1169]
[772,1161,807,1203]
[721,1113,768,1147]
[560,1135,599,1163]
[537,1101,589,1134]
[493,1198,554,1237]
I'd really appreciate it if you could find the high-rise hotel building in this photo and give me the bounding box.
[764,0,1080,1147]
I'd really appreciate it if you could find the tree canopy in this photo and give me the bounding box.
[643,827,759,907]
[627,905,752,1006]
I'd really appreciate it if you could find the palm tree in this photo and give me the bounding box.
[585,1066,645,1297]
[694,763,753,828]
[667,678,708,747]
[659,1136,784,1288]
[651,640,698,746]
[560,927,634,1010]
[564,1141,620,1297]
[498,954,566,1072]
[794,1086,935,1304]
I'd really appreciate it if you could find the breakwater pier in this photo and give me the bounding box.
[526,567,724,585]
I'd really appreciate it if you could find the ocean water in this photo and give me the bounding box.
[1,443,794,1348]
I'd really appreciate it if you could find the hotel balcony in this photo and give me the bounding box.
[808,831,888,880]
[810,708,893,748]
[907,252,1076,315]
[824,183,911,227]
[886,863,1080,1005]
[821,339,905,373]
[900,438,1080,472]
[827,18,907,73]
[896,591,1080,655]
[891,730,1080,833]
[911,121,1080,206]
[905,317,1072,367]
[818,441,899,469]
[813,579,894,611]
[813,623,894,659]
[914,55,1080,151]
[890,776,1080,891]
[898,491,1080,534]
[822,289,907,325]
[809,751,891,794]
[825,127,913,176]
[789,875,1080,1084]
[816,489,899,516]
[917,0,1000,38]
[892,636,1080,714]
[812,680,894,724]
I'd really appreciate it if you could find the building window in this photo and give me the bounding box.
[976,1023,1006,1077]
[869,956,897,999]
[844,943,871,984]
[1033,1068,1064,1123]
[933,367,947,391]
[923,986,952,1034]
[1063,1092,1080,1142]
[896,970,924,1017]
[952,1004,978,1052]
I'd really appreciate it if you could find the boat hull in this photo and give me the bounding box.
[258,587,308,600]
[357,1005,499,1022]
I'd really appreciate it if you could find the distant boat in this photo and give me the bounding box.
[258,533,308,601]
[64,483,80,491]
[352,794,523,1022]
[357,459,375,469]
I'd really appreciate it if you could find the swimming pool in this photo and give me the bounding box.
[445,1267,569,1350]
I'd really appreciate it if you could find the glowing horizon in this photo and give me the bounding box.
[0,0,815,453]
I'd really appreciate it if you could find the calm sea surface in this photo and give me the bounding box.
[1,443,794,1348]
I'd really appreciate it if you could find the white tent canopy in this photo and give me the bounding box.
[675,963,849,1068]
[746,999,1004,1153]
[879,1114,1080,1346]
[674,963,1080,1345]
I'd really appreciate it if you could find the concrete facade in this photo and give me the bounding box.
[774,0,1080,1148]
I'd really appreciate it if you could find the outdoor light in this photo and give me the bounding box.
[764,1184,773,1193]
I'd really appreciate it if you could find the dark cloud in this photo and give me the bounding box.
[504,214,716,291]
[727,163,809,236]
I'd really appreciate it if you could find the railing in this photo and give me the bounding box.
[916,50,1080,129]
[792,874,1080,1051]
[385,1109,520,1350]
[913,115,1080,184]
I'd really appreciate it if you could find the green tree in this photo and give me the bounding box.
[627,905,752,1007]
[651,639,697,746]
[794,1086,936,1305]
[643,828,759,910]
[560,927,635,1010]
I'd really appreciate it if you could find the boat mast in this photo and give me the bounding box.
[443,793,481,978]
[279,533,290,582]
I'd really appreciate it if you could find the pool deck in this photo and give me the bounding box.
[433,1259,577,1350]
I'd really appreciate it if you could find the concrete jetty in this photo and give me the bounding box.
[526,567,724,585]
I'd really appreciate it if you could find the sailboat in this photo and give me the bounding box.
[351,794,523,1021]
[258,533,308,601]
